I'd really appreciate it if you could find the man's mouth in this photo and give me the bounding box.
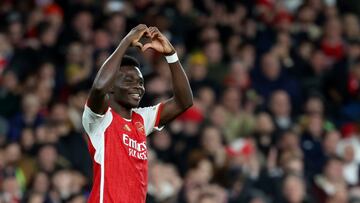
[129,93,141,100]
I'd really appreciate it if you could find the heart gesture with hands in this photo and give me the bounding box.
[126,25,175,56]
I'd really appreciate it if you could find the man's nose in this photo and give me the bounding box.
[134,83,144,91]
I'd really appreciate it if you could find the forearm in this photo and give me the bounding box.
[92,38,131,92]
[87,38,131,113]
[168,59,193,109]
[145,26,193,125]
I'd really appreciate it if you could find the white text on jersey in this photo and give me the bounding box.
[122,134,147,160]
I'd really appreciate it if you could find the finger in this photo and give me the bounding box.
[151,27,161,35]
[148,28,155,38]
[141,43,153,51]
[150,32,159,39]
[131,25,148,42]
[144,29,151,37]
[151,27,164,39]
[134,24,148,36]
[152,27,160,33]
[138,26,148,35]
[132,41,143,49]
[136,24,147,30]
[148,27,158,38]
[153,31,160,38]
[139,29,148,38]
[149,26,156,32]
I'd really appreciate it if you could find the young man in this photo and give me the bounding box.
[82,24,193,203]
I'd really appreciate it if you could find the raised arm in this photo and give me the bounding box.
[87,24,148,114]
[142,27,193,126]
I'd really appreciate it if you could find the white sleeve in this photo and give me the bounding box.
[82,105,112,164]
[82,105,109,136]
[132,103,163,136]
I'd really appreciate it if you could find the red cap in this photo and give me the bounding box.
[44,4,64,17]
[273,11,293,24]
[256,0,274,8]
[177,106,204,123]
[341,123,358,138]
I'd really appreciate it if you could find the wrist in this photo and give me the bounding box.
[165,49,176,56]
[122,36,133,45]
[165,52,179,63]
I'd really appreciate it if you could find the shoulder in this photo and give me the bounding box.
[82,105,113,136]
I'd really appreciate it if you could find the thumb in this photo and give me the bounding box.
[141,43,153,52]
[132,41,143,49]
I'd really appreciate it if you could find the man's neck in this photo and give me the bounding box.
[109,98,132,120]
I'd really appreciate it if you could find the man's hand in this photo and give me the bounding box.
[124,24,149,49]
[142,27,175,55]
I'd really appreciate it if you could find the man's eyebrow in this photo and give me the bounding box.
[124,74,136,78]
[124,75,143,81]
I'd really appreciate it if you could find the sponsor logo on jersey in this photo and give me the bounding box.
[122,134,147,160]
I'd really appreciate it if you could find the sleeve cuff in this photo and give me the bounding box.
[153,103,164,132]
[154,103,164,127]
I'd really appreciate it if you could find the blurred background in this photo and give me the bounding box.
[0,0,360,202]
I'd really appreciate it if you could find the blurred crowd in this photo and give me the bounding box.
[0,0,360,203]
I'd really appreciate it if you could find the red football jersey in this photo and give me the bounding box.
[82,103,163,203]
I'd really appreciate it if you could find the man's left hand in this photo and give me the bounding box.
[142,27,175,55]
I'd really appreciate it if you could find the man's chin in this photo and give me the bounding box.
[127,100,140,109]
[115,96,141,109]
[115,100,139,109]
[130,103,140,108]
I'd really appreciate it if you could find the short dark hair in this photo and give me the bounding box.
[120,55,140,68]
[324,155,343,169]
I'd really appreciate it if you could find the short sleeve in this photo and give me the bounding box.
[132,103,164,136]
[82,105,112,164]
[82,105,109,136]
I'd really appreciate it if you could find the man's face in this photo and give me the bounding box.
[113,66,145,109]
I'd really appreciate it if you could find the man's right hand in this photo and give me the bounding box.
[124,24,148,49]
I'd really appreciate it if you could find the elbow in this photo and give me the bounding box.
[92,81,108,94]
[186,98,193,109]
[92,71,113,93]
[174,93,193,111]
[182,97,193,110]
[92,84,105,92]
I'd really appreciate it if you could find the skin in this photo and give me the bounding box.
[87,24,193,126]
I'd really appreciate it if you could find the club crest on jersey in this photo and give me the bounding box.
[135,122,145,135]
[122,134,147,160]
